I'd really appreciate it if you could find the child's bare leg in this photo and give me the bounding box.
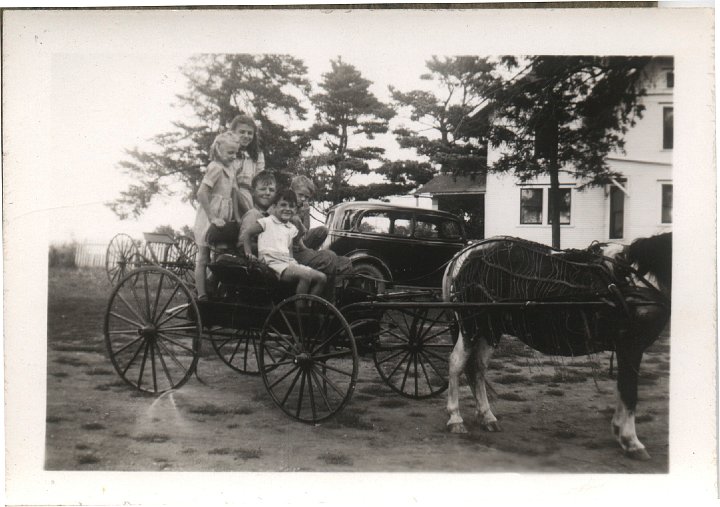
[281,265,310,295]
[309,271,327,298]
[195,246,210,298]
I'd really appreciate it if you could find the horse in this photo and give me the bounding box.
[442,233,671,460]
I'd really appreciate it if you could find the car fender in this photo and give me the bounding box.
[345,251,392,281]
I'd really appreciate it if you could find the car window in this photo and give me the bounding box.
[358,211,391,234]
[415,216,463,240]
[357,210,413,237]
[392,216,412,237]
[439,220,462,240]
[414,218,440,239]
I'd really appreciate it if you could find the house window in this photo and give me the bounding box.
[666,71,674,88]
[548,188,572,225]
[663,107,673,149]
[662,184,673,224]
[520,189,543,224]
[609,186,625,239]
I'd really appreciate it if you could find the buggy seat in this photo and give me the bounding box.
[207,254,295,305]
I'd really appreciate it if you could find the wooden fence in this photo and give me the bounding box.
[74,242,107,268]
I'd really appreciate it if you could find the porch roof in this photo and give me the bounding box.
[414,173,486,196]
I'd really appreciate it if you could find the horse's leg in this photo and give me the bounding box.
[447,330,470,434]
[612,342,651,460]
[467,337,500,432]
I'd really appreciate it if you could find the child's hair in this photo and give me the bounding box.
[210,132,241,163]
[229,113,261,162]
[290,175,316,197]
[252,170,277,189]
[272,188,297,206]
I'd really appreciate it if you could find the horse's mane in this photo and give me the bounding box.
[627,232,672,291]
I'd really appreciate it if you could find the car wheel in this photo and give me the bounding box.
[352,261,387,294]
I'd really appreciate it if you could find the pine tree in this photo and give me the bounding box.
[304,57,396,204]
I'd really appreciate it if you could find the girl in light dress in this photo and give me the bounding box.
[192,131,241,300]
[229,113,265,216]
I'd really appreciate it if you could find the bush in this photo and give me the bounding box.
[49,242,77,268]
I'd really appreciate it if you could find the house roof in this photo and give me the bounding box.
[414,173,487,195]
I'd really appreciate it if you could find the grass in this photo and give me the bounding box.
[325,408,374,431]
[546,389,565,397]
[46,415,64,424]
[133,433,170,443]
[376,399,409,408]
[55,356,90,367]
[54,344,105,354]
[81,422,106,430]
[235,448,262,460]
[494,374,528,385]
[318,452,353,466]
[189,404,228,416]
[84,368,114,376]
[76,453,101,465]
[498,392,526,401]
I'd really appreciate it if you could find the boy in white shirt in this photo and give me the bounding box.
[241,188,326,297]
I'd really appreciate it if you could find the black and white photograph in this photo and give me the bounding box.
[3,5,716,506]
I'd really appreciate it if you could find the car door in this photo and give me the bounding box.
[353,209,414,281]
[412,214,466,286]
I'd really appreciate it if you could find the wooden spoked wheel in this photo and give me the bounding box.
[106,233,140,285]
[209,327,261,375]
[104,267,201,394]
[259,295,358,423]
[170,235,197,286]
[373,306,457,399]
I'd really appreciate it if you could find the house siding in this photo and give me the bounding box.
[485,59,673,249]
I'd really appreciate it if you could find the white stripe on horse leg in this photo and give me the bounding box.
[472,337,500,432]
[446,332,469,433]
[612,388,650,460]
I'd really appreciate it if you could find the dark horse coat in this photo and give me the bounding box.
[443,233,671,460]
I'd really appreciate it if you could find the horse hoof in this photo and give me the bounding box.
[625,448,651,461]
[482,421,501,432]
[448,423,468,434]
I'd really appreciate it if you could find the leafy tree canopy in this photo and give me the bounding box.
[487,55,652,186]
[109,54,311,219]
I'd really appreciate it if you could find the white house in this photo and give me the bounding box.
[484,58,674,249]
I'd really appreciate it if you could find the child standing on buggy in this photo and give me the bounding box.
[193,131,242,300]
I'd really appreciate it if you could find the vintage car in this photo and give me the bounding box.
[321,201,468,291]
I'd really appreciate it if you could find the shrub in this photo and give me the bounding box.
[49,242,77,268]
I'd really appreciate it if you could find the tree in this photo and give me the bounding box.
[390,56,498,174]
[109,54,311,219]
[484,56,652,248]
[390,56,499,236]
[304,57,396,204]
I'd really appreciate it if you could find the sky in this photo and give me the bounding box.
[47,50,436,245]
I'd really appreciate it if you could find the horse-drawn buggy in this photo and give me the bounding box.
[102,232,670,458]
[105,232,197,286]
[103,251,459,423]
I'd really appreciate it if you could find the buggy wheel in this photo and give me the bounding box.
[104,266,201,394]
[172,235,197,286]
[259,295,358,424]
[209,327,261,375]
[106,233,140,285]
[373,307,457,399]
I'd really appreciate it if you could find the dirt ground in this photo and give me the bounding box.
[45,267,669,473]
